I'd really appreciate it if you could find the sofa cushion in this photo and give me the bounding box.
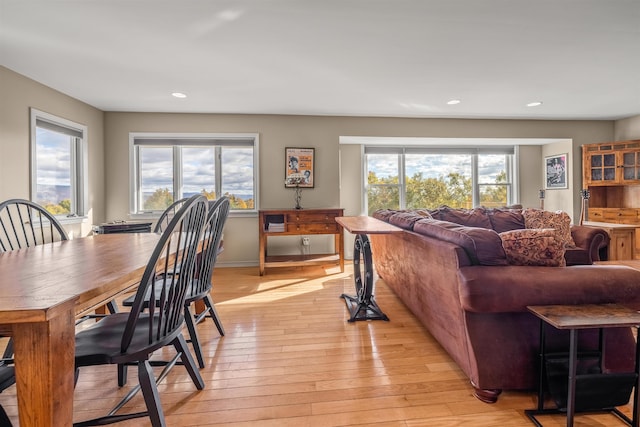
[387,211,425,230]
[429,206,493,229]
[564,247,592,266]
[487,208,525,233]
[522,208,576,248]
[372,209,397,222]
[413,218,508,266]
[499,228,567,267]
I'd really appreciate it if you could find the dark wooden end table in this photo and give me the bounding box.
[335,216,402,322]
[526,304,640,427]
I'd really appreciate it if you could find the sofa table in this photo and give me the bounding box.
[526,304,640,427]
[335,216,401,322]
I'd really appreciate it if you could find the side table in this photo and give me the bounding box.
[526,304,640,427]
[334,216,402,322]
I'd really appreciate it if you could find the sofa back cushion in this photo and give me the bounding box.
[487,208,525,233]
[429,206,493,229]
[387,211,426,230]
[499,228,567,267]
[413,218,508,266]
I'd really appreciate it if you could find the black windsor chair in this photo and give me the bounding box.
[0,198,71,424]
[72,194,208,427]
[0,357,14,426]
[122,196,229,370]
[0,198,68,252]
[153,197,189,233]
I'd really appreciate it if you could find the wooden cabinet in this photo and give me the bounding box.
[258,208,344,275]
[583,140,640,185]
[583,140,640,259]
[583,222,636,260]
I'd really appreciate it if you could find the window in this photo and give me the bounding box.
[366,146,515,215]
[30,109,87,218]
[130,133,258,214]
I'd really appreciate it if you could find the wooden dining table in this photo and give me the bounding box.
[0,232,163,426]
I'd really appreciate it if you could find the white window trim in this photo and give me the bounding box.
[128,132,259,218]
[29,108,88,222]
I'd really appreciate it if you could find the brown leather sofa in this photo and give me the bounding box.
[370,207,640,403]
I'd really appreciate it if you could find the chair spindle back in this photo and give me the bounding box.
[0,198,68,252]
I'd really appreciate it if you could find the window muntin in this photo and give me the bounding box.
[131,134,258,214]
[366,147,514,215]
[30,109,87,218]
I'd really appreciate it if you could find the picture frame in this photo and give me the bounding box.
[545,153,568,189]
[285,147,314,188]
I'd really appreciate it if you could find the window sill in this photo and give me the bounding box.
[56,215,88,225]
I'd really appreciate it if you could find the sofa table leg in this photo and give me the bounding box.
[340,233,390,322]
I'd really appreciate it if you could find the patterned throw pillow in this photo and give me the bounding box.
[499,228,566,267]
[522,208,576,248]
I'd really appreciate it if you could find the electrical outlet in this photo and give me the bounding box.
[302,237,310,246]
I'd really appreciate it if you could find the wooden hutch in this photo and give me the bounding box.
[582,139,640,259]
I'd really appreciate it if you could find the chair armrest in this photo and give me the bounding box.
[571,225,610,262]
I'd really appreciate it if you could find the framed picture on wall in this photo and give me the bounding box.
[285,147,314,188]
[545,153,568,189]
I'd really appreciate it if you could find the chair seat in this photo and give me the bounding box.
[0,364,14,392]
[75,313,183,367]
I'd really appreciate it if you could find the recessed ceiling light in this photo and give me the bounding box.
[527,101,543,107]
[447,99,461,105]
[172,92,187,98]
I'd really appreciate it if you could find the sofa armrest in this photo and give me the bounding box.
[458,264,640,313]
[571,225,610,262]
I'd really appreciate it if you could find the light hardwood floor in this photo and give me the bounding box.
[0,264,635,426]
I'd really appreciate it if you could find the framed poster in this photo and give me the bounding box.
[545,153,568,189]
[285,147,314,188]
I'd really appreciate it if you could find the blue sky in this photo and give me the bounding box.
[368,153,507,183]
[35,128,71,186]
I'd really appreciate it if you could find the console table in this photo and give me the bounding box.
[258,208,344,275]
[335,216,402,322]
[526,304,640,427]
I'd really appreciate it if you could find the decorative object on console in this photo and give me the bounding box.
[285,173,306,209]
[580,189,590,226]
[538,189,545,210]
[545,153,568,189]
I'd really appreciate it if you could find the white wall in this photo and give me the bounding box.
[0,66,105,237]
[615,115,640,140]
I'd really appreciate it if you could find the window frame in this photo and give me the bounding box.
[364,145,518,213]
[30,108,88,221]
[129,132,259,217]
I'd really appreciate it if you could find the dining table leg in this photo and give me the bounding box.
[11,302,76,426]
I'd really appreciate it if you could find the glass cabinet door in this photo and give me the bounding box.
[590,153,617,182]
[622,151,640,182]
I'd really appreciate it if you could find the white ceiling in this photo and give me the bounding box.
[1,0,639,120]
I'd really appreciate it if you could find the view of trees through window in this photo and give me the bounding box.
[143,187,254,211]
[366,151,512,215]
